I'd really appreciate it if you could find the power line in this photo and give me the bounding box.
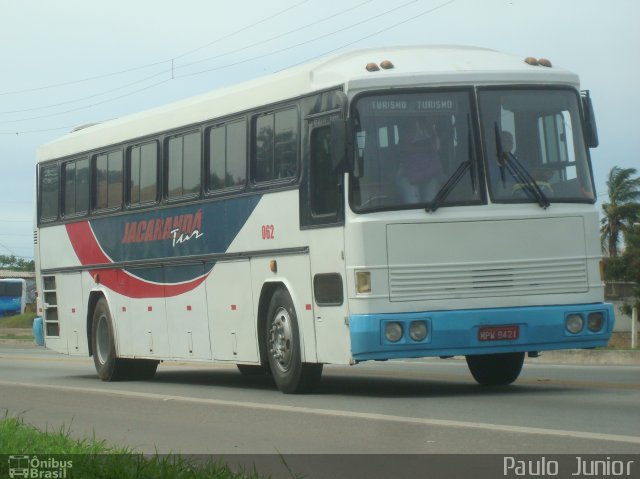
[0,77,171,124]
[172,0,375,73]
[1,0,457,135]
[0,69,168,115]
[0,0,310,98]
[0,0,370,120]
[173,0,311,61]
[174,0,421,80]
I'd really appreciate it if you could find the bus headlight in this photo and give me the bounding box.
[384,322,403,342]
[588,312,604,332]
[565,314,584,334]
[409,321,428,341]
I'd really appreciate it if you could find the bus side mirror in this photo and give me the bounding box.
[330,119,354,174]
[581,90,599,148]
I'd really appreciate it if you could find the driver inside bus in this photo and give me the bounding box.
[395,118,444,203]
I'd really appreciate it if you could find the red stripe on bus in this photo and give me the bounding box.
[66,221,208,299]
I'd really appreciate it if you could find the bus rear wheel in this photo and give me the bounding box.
[92,298,128,381]
[465,352,525,386]
[91,298,159,381]
[265,287,322,394]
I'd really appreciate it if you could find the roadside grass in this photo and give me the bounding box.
[0,312,36,328]
[0,415,276,478]
[0,333,32,340]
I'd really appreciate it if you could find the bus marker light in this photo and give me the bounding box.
[269,260,278,273]
[366,62,380,72]
[380,60,394,70]
[524,57,539,66]
[409,321,428,341]
[565,314,584,334]
[306,304,312,310]
[147,306,153,312]
[187,305,192,311]
[356,272,371,293]
[385,322,403,342]
[587,312,604,332]
[538,58,552,67]
[231,304,237,311]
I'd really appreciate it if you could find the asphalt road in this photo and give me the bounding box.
[1,345,639,457]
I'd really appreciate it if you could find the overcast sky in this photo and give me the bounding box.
[1,0,638,260]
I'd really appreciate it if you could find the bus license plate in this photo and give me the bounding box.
[478,325,519,341]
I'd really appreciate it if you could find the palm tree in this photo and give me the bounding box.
[600,167,640,257]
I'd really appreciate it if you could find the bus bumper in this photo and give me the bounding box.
[349,303,615,361]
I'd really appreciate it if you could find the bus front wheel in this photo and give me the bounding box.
[465,352,525,386]
[265,288,322,393]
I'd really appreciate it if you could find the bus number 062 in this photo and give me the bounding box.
[261,224,275,240]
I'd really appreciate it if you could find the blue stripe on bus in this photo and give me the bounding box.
[86,195,261,283]
[349,303,615,361]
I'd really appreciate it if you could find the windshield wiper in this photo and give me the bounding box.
[428,160,470,213]
[428,118,476,213]
[494,123,550,209]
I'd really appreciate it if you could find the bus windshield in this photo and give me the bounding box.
[350,90,481,212]
[478,88,595,204]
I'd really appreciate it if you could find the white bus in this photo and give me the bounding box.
[0,278,26,316]
[35,45,613,393]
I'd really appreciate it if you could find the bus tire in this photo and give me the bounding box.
[266,287,322,394]
[91,297,128,381]
[465,352,525,386]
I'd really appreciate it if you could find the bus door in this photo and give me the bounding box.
[301,113,351,364]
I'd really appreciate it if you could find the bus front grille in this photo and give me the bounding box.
[388,258,588,301]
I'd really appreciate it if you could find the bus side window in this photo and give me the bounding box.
[207,119,246,192]
[310,125,340,217]
[253,107,298,183]
[166,131,201,200]
[128,141,158,206]
[62,157,89,217]
[40,164,59,222]
[94,150,123,211]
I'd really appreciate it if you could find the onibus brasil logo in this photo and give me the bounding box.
[7,456,72,478]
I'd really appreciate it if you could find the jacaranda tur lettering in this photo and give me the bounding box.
[121,209,204,247]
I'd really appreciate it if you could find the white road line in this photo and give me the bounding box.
[1,379,639,445]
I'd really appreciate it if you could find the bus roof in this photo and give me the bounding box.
[37,45,579,161]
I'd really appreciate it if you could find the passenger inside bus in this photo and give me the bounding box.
[395,118,445,203]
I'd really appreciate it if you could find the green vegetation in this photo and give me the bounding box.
[0,312,36,329]
[601,166,640,312]
[0,254,34,272]
[0,415,272,478]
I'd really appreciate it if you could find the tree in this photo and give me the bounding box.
[600,167,640,257]
[620,226,640,311]
[0,255,35,272]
